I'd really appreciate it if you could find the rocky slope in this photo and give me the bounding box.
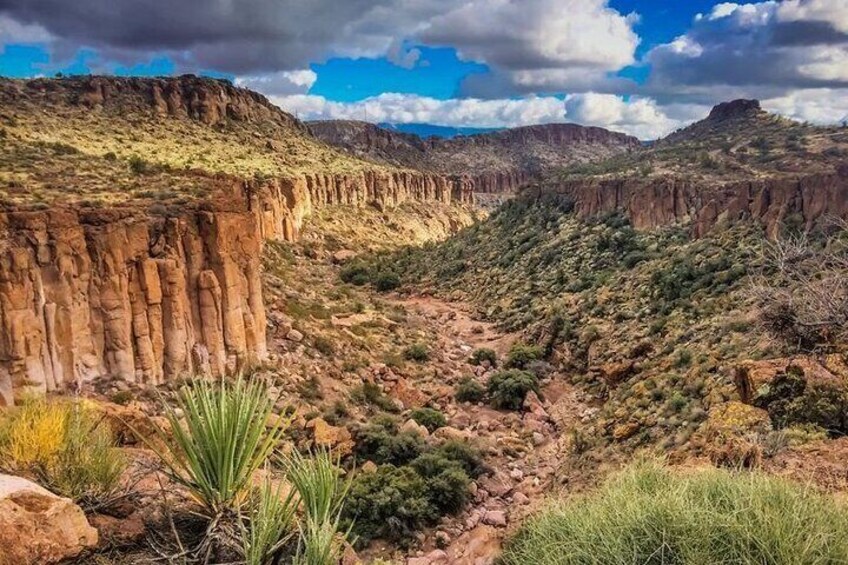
[551,100,848,236]
[309,120,641,194]
[0,76,476,405]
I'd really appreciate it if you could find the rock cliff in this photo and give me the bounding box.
[547,169,848,237]
[309,120,640,193]
[0,76,476,404]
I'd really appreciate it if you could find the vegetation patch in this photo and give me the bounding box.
[503,461,848,565]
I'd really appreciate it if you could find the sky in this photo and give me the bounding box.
[0,0,846,139]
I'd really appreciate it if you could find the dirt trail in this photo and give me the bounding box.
[389,294,594,565]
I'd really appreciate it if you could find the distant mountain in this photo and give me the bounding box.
[308,119,640,193]
[377,122,503,139]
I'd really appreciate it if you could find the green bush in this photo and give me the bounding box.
[344,465,435,545]
[455,377,486,403]
[487,369,540,410]
[505,343,544,369]
[403,343,430,362]
[354,417,425,466]
[503,461,848,565]
[128,154,150,175]
[469,348,497,367]
[410,407,446,432]
[373,270,401,292]
[409,452,470,513]
[339,262,370,286]
[432,440,486,478]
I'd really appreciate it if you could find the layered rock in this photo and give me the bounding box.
[547,170,848,237]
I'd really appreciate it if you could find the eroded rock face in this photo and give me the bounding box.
[0,206,267,405]
[549,171,848,237]
[0,474,98,564]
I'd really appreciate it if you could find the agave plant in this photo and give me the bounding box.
[150,376,288,558]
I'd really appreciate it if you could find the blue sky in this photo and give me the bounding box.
[1,0,846,138]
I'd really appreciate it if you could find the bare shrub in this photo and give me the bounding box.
[751,221,848,351]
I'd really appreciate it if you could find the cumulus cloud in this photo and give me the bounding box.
[271,91,692,139]
[421,0,639,94]
[761,88,848,124]
[646,0,848,101]
[564,93,697,139]
[235,70,317,96]
[0,0,638,95]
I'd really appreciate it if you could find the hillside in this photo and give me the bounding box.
[310,120,641,192]
[560,99,848,182]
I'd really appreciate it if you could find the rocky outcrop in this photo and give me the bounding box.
[3,74,304,130]
[0,474,98,564]
[547,170,848,237]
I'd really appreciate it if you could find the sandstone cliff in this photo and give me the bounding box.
[0,76,478,404]
[309,120,640,194]
[547,169,848,237]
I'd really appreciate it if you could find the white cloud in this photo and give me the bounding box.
[564,93,698,139]
[0,14,51,44]
[762,88,848,123]
[235,69,317,96]
[778,0,848,33]
[422,0,639,94]
[645,0,848,106]
[271,91,695,139]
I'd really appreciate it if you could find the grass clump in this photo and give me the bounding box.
[0,399,126,509]
[487,369,540,410]
[503,460,848,565]
[409,407,447,432]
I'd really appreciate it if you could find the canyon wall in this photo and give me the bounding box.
[0,169,472,405]
[549,170,848,237]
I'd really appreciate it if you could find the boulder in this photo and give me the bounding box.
[306,417,354,456]
[0,475,98,564]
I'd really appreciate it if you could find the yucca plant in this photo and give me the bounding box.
[241,473,299,565]
[283,449,352,565]
[150,376,288,558]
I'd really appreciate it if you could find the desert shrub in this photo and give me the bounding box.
[373,270,401,292]
[339,262,370,286]
[403,343,430,362]
[505,343,544,369]
[756,365,848,436]
[354,417,425,466]
[0,399,126,508]
[350,382,398,412]
[409,407,446,432]
[128,154,150,175]
[503,460,848,565]
[488,369,540,410]
[469,348,497,367]
[432,440,486,478]
[455,377,485,403]
[344,465,435,545]
[409,453,470,513]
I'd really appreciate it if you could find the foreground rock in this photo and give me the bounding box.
[0,474,98,564]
